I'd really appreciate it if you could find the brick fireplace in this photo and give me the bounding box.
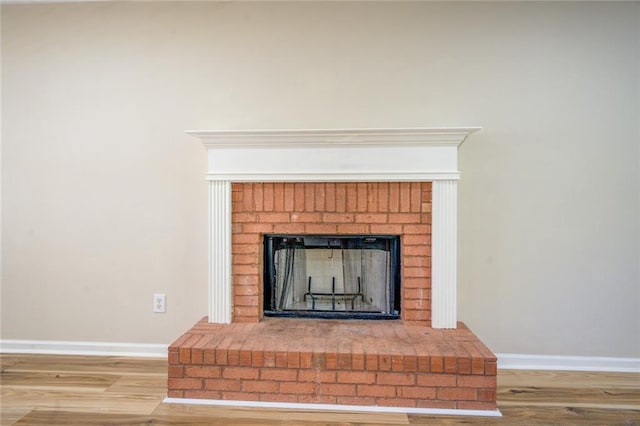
[167,128,499,414]
[233,182,432,324]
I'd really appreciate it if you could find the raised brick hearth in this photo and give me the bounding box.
[169,317,497,410]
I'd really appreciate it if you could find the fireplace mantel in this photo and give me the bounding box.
[188,127,480,329]
[187,127,480,182]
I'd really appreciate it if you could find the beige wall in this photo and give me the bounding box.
[1,2,638,356]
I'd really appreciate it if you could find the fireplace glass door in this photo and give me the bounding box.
[263,235,400,319]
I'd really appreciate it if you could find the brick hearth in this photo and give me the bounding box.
[169,317,497,410]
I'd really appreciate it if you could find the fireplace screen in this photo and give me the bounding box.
[263,235,400,319]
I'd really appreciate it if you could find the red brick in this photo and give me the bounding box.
[356,183,368,211]
[304,183,316,211]
[232,213,257,223]
[204,378,242,392]
[168,350,179,365]
[272,223,306,234]
[389,183,400,212]
[263,183,274,211]
[167,389,184,398]
[234,283,259,294]
[232,253,260,265]
[184,366,222,379]
[336,183,347,212]
[458,375,496,388]
[403,267,430,278]
[257,213,290,223]
[235,295,258,307]
[283,183,295,211]
[437,387,477,401]
[280,381,317,395]
[294,183,305,211]
[388,213,421,224]
[367,183,378,212]
[355,213,388,224]
[253,183,264,211]
[315,183,326,211]
[398,386,436,399]
[168,365,184,378]
[485,361,497,375]
[222,367,259,380]
[336,396,376,406]
[304,224,337,234]
[183,390,221,399]
[377,372,415,386]
[403,256,429,268]
[242,380,279,393]
[298,394,338,404]
[471,358,485,375]
[290,212,322,223]
[232,233,260,244]
[273,183,285,211]
[357,384,396,398]
[260,393,298,403]
[336,371,376,384]
[319,383,356,396]
[322,213,354,223]
[403,224,431,234]
[233,274,260,284]
[222,391,260,401]
[298,369,336,383]
[168,378,202,390]
[430,357,444,373]
[260,368,298,382]
[377,183,389,212]
[377,398,417,407]
[336,224,370,234]
[369,224,403,234]
[324,182,336,212]
[478,388,497,402]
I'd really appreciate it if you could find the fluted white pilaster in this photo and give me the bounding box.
[432,180,458,329]
[209,180,232,323]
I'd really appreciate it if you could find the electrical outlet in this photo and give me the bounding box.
[153,293,166,313]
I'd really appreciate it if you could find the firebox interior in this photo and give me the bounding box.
[263,235,401,319]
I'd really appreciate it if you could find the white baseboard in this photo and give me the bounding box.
[163,397,502,417]
[496,353,640,373]
[1,340,638,373]
[0,339,167,358]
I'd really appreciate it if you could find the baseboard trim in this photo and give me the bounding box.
[496,353,640,373]
[0,339,167,358]
[163,397,502,417]
[1,340,637,372]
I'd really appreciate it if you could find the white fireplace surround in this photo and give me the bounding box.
[188,127,480,329]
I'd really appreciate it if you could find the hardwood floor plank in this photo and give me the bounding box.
[499,370,640,389]
[0,354,167,376]
[498,385,640,407]
[153,403,411,425]
[105,374,168,397]
[0,371,119,391]
[14,409,406,425]
[1,354,639,425]
[0,408,31,425]
[1,387,161,416]
[408,406,640,425]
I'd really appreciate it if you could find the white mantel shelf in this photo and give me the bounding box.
[187,127,480,147]
[188,127,480,182]
[188,127,481,328]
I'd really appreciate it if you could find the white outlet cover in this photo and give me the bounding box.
[153,293,166,313]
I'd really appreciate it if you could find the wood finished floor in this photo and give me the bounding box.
[1,354,638,425]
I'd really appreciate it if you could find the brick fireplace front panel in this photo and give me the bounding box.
[231,182,432,325]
